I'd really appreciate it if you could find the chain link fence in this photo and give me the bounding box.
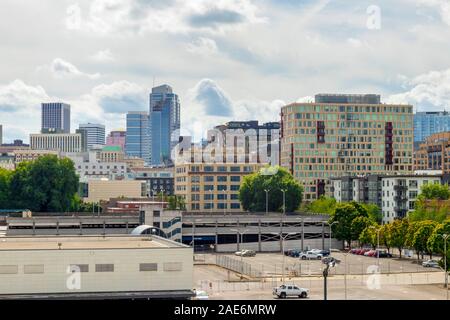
[216,255,263,278]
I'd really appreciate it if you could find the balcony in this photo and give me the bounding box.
[393,185,407,191]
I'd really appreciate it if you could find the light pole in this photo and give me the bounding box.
[264,189,270,215]
[370,225,381,266]
[281,189,286,216]
[270,232,297,283]
[231,228,250,277]
[328,221,339,251]
[438,233,449,300]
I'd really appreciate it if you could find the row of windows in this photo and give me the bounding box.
[190,203,241,210]
[0,262,183,274]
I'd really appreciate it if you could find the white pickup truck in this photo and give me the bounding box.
[299,250,323,260]
[272,284,309,299]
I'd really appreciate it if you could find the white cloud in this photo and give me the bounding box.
[91,49,115,62]
[64,0,265,35]
[38,58,100,79]
[182,78,283,139]
[186,37,218,56]
[0,80,53,142]
[418,0,450,26]
[387,68,450,111]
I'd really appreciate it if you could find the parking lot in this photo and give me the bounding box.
[214,251,442,277]
[193,263,449,300]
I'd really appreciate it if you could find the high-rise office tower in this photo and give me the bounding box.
[149,85,180,166]
[280,94,414,201]
[41,103,71,133]
[106,130,126,151]
[414,111,450,143]
[79,123,106,149]
[125,112,150,164]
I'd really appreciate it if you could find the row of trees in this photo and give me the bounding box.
[239,166,303,212]
[328,202,450,270]
[0,155,80,212]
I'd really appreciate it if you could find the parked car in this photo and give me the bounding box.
[422,259,440,268]
[284,249,293,256]
[235,250,256,257]
[364,250,377,257]
[350,249,359,254]
[289,249,301,257]
[299,251,323,260]
[359,249,370,255]
[272,284,309,299]
[192,290,209,300]
[376,250,392,258]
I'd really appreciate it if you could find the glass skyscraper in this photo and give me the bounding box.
[149,85,180,166]
[414,111,450,142]
[41,102,71,133]
[79,123,105,149]
[125,112,150,165]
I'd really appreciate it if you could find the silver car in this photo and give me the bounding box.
[422,259,440,268]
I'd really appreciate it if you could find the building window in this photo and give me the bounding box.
[204,185,214,191]
[231,203,241,209]
[204,176,214,182]
[230,176,240,182]
[24,264,45,274]
[230,185,240,191]
[139,263,158,271]
[95,264,114,272]
[163,262,182,271]
[230,166,241,172]
[0,265,18,274]
[218,194,227,200]
[217,176,227,182]
[204,166,214,172]
[217,185,227,191]
[69,264,89,273]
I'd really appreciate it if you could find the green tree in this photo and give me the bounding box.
[409,221,439,260]
[380,223,393,254]
[9,155,79,212]
[390,219,409,258]
[239,166,303,213]
[168,195,186,210]
[328,202,370,248]
[362,203,382,224]
[306,196,336,214]
[417,183,450,200]
[359,226,378,249]
[427,219,450,271]
[0,168,13,208]
[351,216,375,246]
[409,198,449,223]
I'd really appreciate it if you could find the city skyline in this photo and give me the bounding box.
[1,0,450,143]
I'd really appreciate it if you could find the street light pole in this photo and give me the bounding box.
[439,233,449,300]
[328,221,339,251]
[370,225,381,266]
[281,189,286,216]
[264,189,269,215]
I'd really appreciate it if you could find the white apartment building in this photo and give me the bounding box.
[64,151,127,180]
[381,175,441,223]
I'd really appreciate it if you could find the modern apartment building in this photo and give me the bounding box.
[174,163,262,213]
[130,166,175,197]
[414,131,450,174]
[381,175,441,223]
[330,173,442,223]
[414,111,450,142]
[208,121,280,165]
[78,123,106,149]
[106,130,126,150]
[30,133,85,153]
[280,94,414,201]
[41,102,71,133]
[125,112,150,165]
[149,85,181,166]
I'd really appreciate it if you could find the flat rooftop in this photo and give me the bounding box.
[0,235,187,251]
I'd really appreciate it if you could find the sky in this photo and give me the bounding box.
[1,0,450,143]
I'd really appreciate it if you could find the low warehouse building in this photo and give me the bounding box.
[0,235,193,299]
